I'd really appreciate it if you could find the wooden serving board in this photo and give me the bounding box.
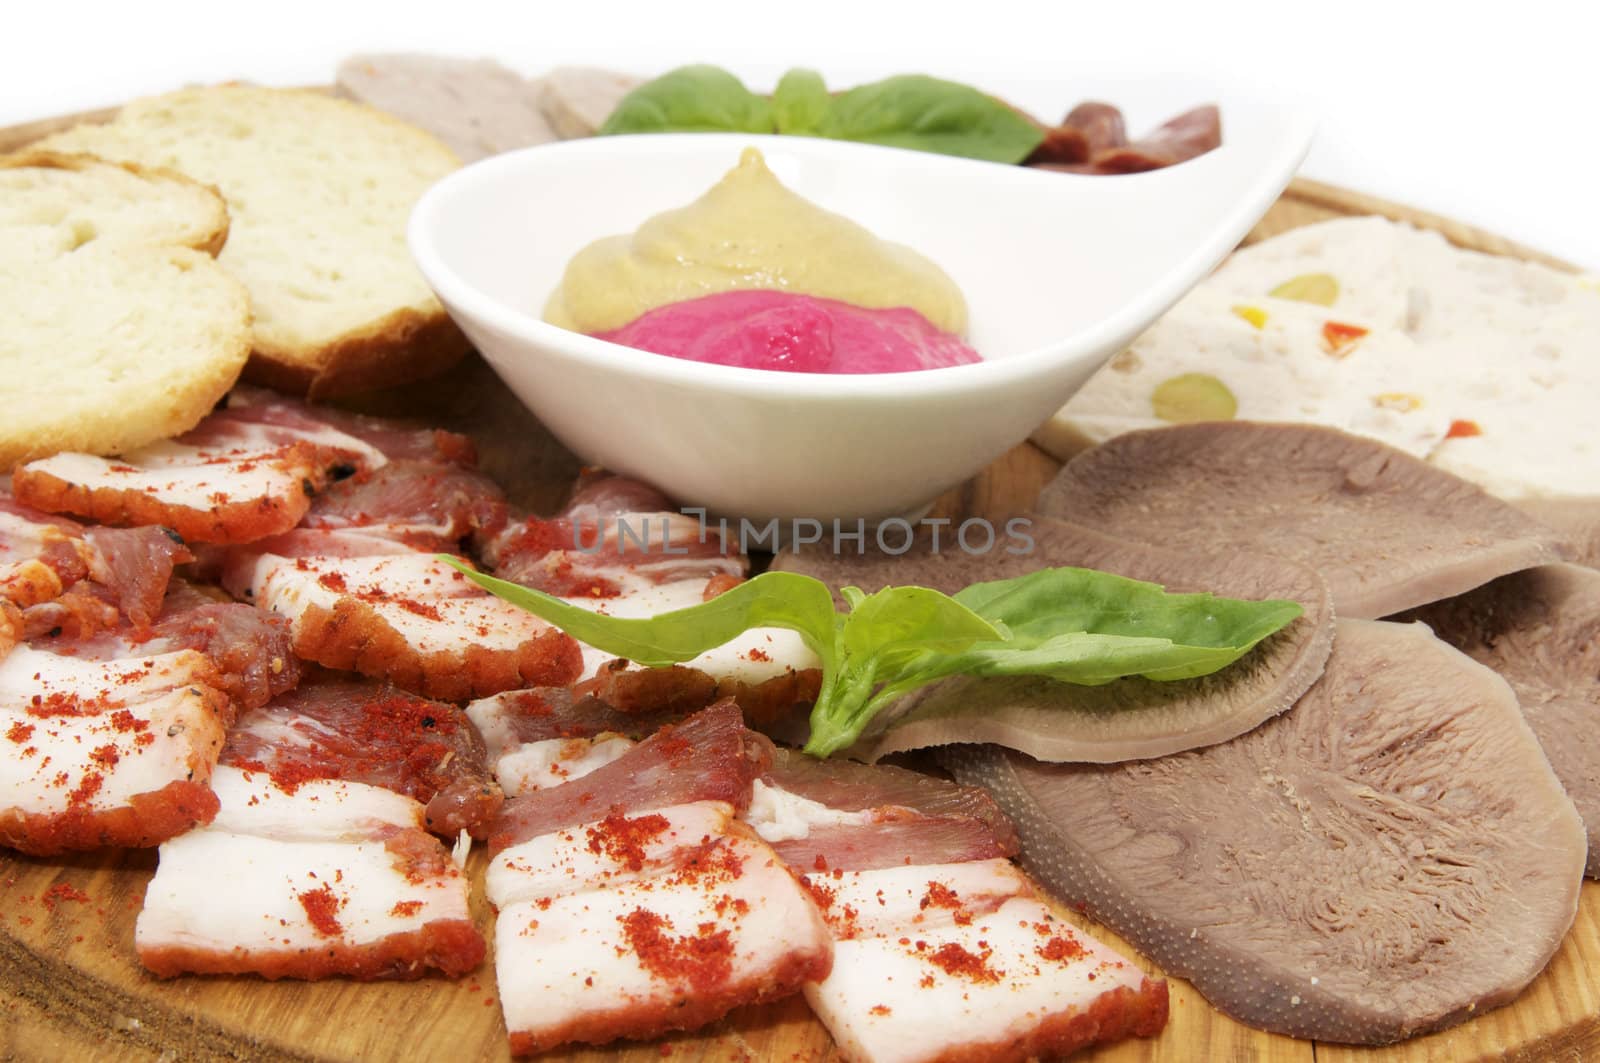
[2,105,1596,1062]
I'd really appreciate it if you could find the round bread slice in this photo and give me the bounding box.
[0,151,230,256]
[0,153,250,470]
[34,85,469,398]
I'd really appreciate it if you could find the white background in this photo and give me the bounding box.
[5,0,1597,268]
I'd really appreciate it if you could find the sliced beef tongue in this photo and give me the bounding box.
[1038,422,1569,619]
[946,619,1587,1044]
[777,515,1334,762]
[1517,497,1600,570]
[1399,562,1600,877]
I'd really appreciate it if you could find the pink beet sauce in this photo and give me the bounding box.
[592,290,982,374]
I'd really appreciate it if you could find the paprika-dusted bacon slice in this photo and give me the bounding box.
[0,641,229,854]
[222,680,502,838]
[10,386,479,546]
[487,701,770,854]
[136,765,483,980]
[803,861,1168,1063]
[231,531,581,701]
[489,801,831,1055]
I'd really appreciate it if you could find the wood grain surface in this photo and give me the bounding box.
[1,103,1594,1063]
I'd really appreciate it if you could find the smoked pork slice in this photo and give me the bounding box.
[1399,563,1600,877]
[149,581,300,712]
[801,859,1168,1063]
[222,385,477,466]
[1092,104,1221,173]
[777,516,1333,762]
[749,747,1020,871]
[946,620,1586,1044]
[137,765,482,980]
[0,491,92,610]
[0,641,229,854]
[302,459,507,549]
[1038,422,1568,618]
[222,680,501,838]
[487,800,831,1055]
[488,701,769,853]
[229,529,581,701]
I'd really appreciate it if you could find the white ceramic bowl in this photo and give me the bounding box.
[409,108,1313,524]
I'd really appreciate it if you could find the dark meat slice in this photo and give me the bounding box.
[1399,563,1600,876]
[82,526,192,628]
[1092,104,1221,173]
[222,679,501,838]
[1038,422,1568,619]
[769,816,1014,873]
[488,701,770,853]
[303,459,508,549]
[151,581,300,716]
[469,686,689,747]
[764,746,1016,848]
[776,515,1333,761]
[947,619,1586,1044]
[1027,101,1128,167]
[577,658,821,727]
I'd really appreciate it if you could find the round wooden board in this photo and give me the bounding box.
[2,106,1595,1062]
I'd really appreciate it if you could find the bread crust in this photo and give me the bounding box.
[245,306,472,400]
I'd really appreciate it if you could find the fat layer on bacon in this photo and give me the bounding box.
[489,800,831,1055]
[483,703,831,1054]
[234,534,580,701]
[137,765,483,980]
[0,643,228,854]
[749,766,1168,1061]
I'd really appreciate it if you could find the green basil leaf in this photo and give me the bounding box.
[598,65,773,135]
[771,68,832,135]
[442,560,838,668]
[814,74,1044,163]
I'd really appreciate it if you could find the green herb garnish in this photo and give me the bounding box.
[598,65,1045,164]
[444,560,1300,758]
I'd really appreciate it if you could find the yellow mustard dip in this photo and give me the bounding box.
[544,147,968,336]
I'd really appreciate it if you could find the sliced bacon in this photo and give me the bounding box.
[763,747,1018,851]
[222,680,501,838]
[0,641,230,854]
[488,701,770,853]
[802,861,1168,1062]
[303,460,508,549]
[577,658,822,724]
[1093,104,1222,173]
[234,545,580,702]
[11,388,482,546]
[136,765,483,980]
[487,795,831,1054]
[225,386,477,466]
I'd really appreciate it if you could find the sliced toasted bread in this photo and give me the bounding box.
[0,153,251,470]
[36,85,469,397]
